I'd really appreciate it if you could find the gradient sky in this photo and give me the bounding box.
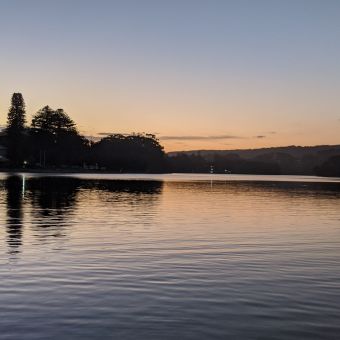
[0,0,339,151]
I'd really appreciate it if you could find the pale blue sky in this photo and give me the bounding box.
[1,0,339,150]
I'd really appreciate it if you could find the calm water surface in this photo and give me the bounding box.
[0,173,340,339]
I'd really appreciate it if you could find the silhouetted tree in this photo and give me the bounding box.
[7,93,26,132]
[30,106,88,167]
[6,93,28,165]
[31,106,76,134]
[91,133,166,172]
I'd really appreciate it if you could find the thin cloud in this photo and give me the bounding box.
[98,132,113,136]
[159,135,245,141]
[96,133,268,141]
[97,132,128,136]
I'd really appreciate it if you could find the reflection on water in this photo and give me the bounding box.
[29,177,79,217]
[28,177,80,244]
[0,174,340,340]
[5,176,24,253]
[2,176,164,253]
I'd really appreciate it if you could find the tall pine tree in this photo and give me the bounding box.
[6,93,27,166]
[7,93,26,132]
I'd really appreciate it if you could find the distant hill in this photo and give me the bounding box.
[168,145,340,158]
[167,145,340,175]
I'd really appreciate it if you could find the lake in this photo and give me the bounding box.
[1,173,340,339]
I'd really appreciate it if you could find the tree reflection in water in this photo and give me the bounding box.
[5,176,24,254]
[3,176,163,254]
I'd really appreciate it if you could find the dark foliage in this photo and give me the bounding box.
[90,133,165,172]
[5,93,28,165]
[2,94,166,172]
[7,93,26,131]
[167,154,209,173]
[2,93,339,176]
[170,146,340,176]
[29,106,89,167]
[168,153,280,174]
[315,156,340,177]
[31,106,76,133]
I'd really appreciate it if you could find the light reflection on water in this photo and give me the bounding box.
[0,174,340,339]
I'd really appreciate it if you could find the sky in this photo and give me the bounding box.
[0,0,340,151]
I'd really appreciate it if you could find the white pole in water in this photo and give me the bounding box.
[210,165,214,188]
[22,175,26,198]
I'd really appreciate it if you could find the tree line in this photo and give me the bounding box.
[2,93,165,172]
[168,149,340,177]
[2,93,339,176]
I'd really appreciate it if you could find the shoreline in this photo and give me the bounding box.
[0,169,339,181]
[0,168,168,174]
